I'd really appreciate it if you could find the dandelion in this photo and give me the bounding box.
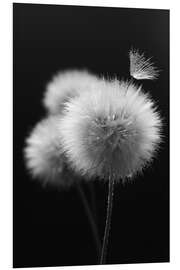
[24,116,73,188]
[59,78,162,264]
[43,69,100,114]
[129,49,159,80]
[24,115,101,254]
[60,79,162,180]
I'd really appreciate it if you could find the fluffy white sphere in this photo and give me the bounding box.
[24,116,73,187]
[43,69,100,114]
[59,79,162,181]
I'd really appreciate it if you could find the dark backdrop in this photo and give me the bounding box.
[13,3,169,268]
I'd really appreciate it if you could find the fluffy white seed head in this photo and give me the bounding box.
[59,79,162,181]
[129,49,159,80]
[24,116,73,187]
[43,69,100,114]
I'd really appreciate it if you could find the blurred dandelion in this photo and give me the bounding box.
[43,69,100,114]
[24,115,101,256]
[24,115,74,188]
[129,49,159,80]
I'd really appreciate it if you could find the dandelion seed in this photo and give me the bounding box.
[129,49,159,80]
[59,79,162,181]
[43,69,100,114]
[24,116,74,188]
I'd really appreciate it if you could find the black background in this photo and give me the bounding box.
[13,3,169,268]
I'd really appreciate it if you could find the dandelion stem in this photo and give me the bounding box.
[89,182,98,228]
[76,183,101,259]
[100,174,115,264]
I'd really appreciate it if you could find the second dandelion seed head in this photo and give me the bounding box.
[24,116,75,188]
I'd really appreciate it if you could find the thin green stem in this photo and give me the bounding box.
[100,174,115,264]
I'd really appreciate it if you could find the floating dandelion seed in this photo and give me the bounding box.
[24,116,74,188]
[43,69,100,114]
[129,49,159,80]
[59,79,162,181]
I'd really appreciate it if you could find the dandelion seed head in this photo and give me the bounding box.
[24,116,73,187]
[59,79,162,181]
[129,49,159,80]
[43,70,100,114]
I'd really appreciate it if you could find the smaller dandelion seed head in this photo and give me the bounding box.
[24,116,74,188]
[43,69,100,114]
[59,79,162,181]
[129,49,159,80]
